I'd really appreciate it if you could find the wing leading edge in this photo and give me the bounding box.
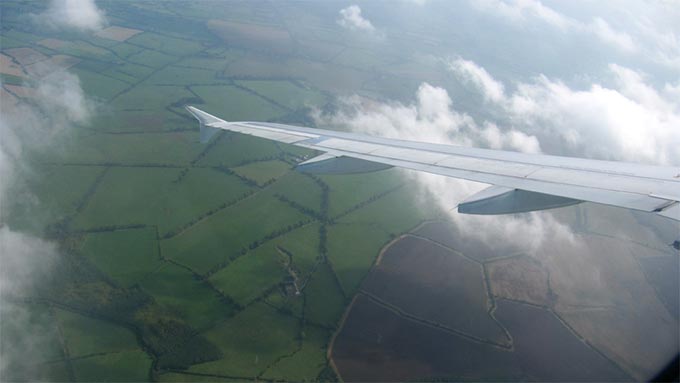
[186,106,680,222]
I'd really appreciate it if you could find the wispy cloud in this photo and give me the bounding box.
[1,68,93,297]
[35,0,107,31]
[473,0,570,30]
[1,56,95,378]
[588,17,636,53]
[471,0,680,59]
[337,5,375,32]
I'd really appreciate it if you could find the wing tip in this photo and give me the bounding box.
[185,105,222,143]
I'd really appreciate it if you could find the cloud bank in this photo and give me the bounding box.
[337,5,375,32]
[36,0,107,31]
[312,81,559,252]
[312,55,679,252]
[313,82,540,154]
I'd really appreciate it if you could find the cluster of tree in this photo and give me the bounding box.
[203,247,250,279]
[172,168,190,184]
[141,317,222,370]
[260,178,278,187]
[212,166,258,188]
[45,219,145,241]
[274,193,323,220]
[190,134,224,166]
[304,173,330,219]
[246,219,311,251]
[82,223,147,234]
[36,252,223,372]
[44,219,70,240]
[276,245,294,263]
[70,167,111,218]
[318,224,327,256]
[317,365,340,382]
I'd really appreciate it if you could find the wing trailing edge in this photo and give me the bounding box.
[296,153,393,174]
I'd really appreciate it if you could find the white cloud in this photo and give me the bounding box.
[449,57,506,102]
[337,5,375,32]
[37,0,107,31]
[0,227,57,297]
[449,58,680,165]
[313,82,540,154]
[0,57,95,379]
[0,69,93,181]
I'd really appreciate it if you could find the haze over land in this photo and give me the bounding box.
[0,0,678,381]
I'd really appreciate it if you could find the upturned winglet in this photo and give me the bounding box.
[186,105,222,143]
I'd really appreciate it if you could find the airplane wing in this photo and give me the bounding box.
[186,106,680,222]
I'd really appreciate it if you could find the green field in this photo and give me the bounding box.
[3,165,105,233]
[195,134,283,167]
[71,351,152,382]
[139,263,236,330]
[43,130,206,165]
[189,303,300,377]
[126,49,176,67]
[80,227,161,287]
[127,32,205,56]
[55,309,139,357]
[161,193,308,274]
[262,171,324,216]
[236,79,328,110]
[209,242,289,307]
[69,67,131,101]
[262,326,330,381]
[305,262,347,327]
[232,160,291,186]
[322,170,404,218]
[210,221,322,307]
[74,167,253,235]
[0,1,447,381]
[191,84,287,121]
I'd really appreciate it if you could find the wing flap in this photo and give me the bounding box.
[657,202,680,221]
[458,185,581,215]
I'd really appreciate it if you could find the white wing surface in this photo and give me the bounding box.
[186,106,680,222]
